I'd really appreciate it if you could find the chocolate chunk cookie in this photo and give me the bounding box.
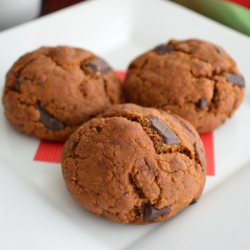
[61,103,206,224]
[2,46,122,141]
[124,39,245,133]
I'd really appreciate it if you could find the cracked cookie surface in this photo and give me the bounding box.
[124,39,245,133]
[2,46,122,141]
[61,103,206,224]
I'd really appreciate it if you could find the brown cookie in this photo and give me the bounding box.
[61,103,206,224]
[2,46,122,141]
[124,39,245,133]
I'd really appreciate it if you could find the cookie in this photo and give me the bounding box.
[61,103,206,224]
[124,39,245,133]
[2,46,122,141]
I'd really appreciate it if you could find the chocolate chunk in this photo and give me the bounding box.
[215,47,223,55]
[85,58,111,75]
[153,44,174,55]
[36,105,64,131]
[148,117,180,144]
[96,126,102,133]
[226,73,245,87]
[15,78,24,91]
[189,198,198,205]
[143,204,171,221]
[71,139,78,150]
[196,98,207,109]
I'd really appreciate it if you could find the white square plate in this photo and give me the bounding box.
[1,0,250,249]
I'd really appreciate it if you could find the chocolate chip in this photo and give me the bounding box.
[215,47,223,55]
[15,78,24,91]
[148,117,180,144]
[36,105,64,131]
[196,98,207,109]
[96,126,102,133]
[189,198,198,205]
[85,58,111,75]
[143,204,171,221]
[71,140,78,150]
[226,73,245,87]
[153,44,174,55]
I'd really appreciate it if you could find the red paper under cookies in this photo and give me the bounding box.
[33,71,215,176]
[34,133,214,176]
